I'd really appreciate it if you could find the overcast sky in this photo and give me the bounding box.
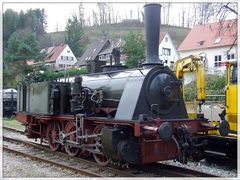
[3,2,237,33]
[3,2,146,32]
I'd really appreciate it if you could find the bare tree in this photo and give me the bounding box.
[181,7,185,27]
[137,5,140,20]
[97,2,111,24]
[85,16,91,27]
[92,10,99,26]
[78,3,85,27]
[216,2,238,53]
[161,3,171,25]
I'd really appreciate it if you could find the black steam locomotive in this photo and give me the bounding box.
[16,4,218,166]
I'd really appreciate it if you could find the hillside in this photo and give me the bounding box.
[47,22,190,54]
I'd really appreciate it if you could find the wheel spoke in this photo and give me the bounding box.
[64,121,80,157]
[46,122,61,151]
[93,125,110,166]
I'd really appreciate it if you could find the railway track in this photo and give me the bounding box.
[130,162,218,177]
[3,126,25,134]
[3,126,219,177]
[3,135,136,177]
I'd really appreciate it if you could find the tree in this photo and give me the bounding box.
[5,31,45,62]
[78,3,85,27]
[3,31,46,87]
[162,3,171,24]
[3,9,19,48]
[65,15,84,57]
[23,8,47,37]
[122,31,145,68]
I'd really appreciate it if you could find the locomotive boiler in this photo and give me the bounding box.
[16,3,219,166]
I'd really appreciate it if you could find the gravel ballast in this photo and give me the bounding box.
[3,151,85,177]
[3,128,238,177]
[160,159,237,177]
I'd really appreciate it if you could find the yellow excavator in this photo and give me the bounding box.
[219,59,238,134]
[175,55,206,119]
[175,55,238,159]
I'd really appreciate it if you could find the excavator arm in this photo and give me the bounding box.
[175,55,206,111]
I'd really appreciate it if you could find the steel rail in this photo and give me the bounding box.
[3,126,221,177]
[3,146,101,177]
[3,126,25,134]
[3,135,136,177]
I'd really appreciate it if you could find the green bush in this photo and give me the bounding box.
[184,74,226,101]
[21,67,87,84]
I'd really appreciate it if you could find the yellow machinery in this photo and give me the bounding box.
[175,55,238,158]
[175,55,206,118]
[219,59,238,134]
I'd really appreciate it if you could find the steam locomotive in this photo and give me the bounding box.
[16,4,219,166]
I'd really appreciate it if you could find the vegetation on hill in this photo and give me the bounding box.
[49,23,190,50]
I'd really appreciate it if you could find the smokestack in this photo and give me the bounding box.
[143,3,162,66]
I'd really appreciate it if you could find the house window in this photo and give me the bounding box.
[106,54,111,60]
[67,50,70,53]
[165,37,168,42]
[227,53,234,60]
[162,48,171,56]
[61,56,63,60]
[99,55,105,60]
[214,37,222,44]
[197,40,205,46]
[214,55,222,67]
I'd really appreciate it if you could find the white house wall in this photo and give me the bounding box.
[179,45,237,74]
[158,33,179,66]
[55,45,77,69]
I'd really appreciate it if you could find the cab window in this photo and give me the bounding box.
[230,64,237,84]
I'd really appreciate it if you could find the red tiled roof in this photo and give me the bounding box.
[26,59,42,65]
[178,19,237,51]
[44,44,67,63]
[159,32,167,44]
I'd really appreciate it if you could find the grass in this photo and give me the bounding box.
[3,117,25,131]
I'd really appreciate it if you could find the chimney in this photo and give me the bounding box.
[142,3,162,67]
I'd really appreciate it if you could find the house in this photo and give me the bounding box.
[158,32,179,67]
[75,37,125,72]
[178,19,237,74]
[43,44,77,70]
[26,59,43,66]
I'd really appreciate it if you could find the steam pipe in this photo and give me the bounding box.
[142,3,162,67]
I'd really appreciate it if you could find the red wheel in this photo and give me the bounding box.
[64,121,80,157]
[46,121,61,151]
[93,125,110,166]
